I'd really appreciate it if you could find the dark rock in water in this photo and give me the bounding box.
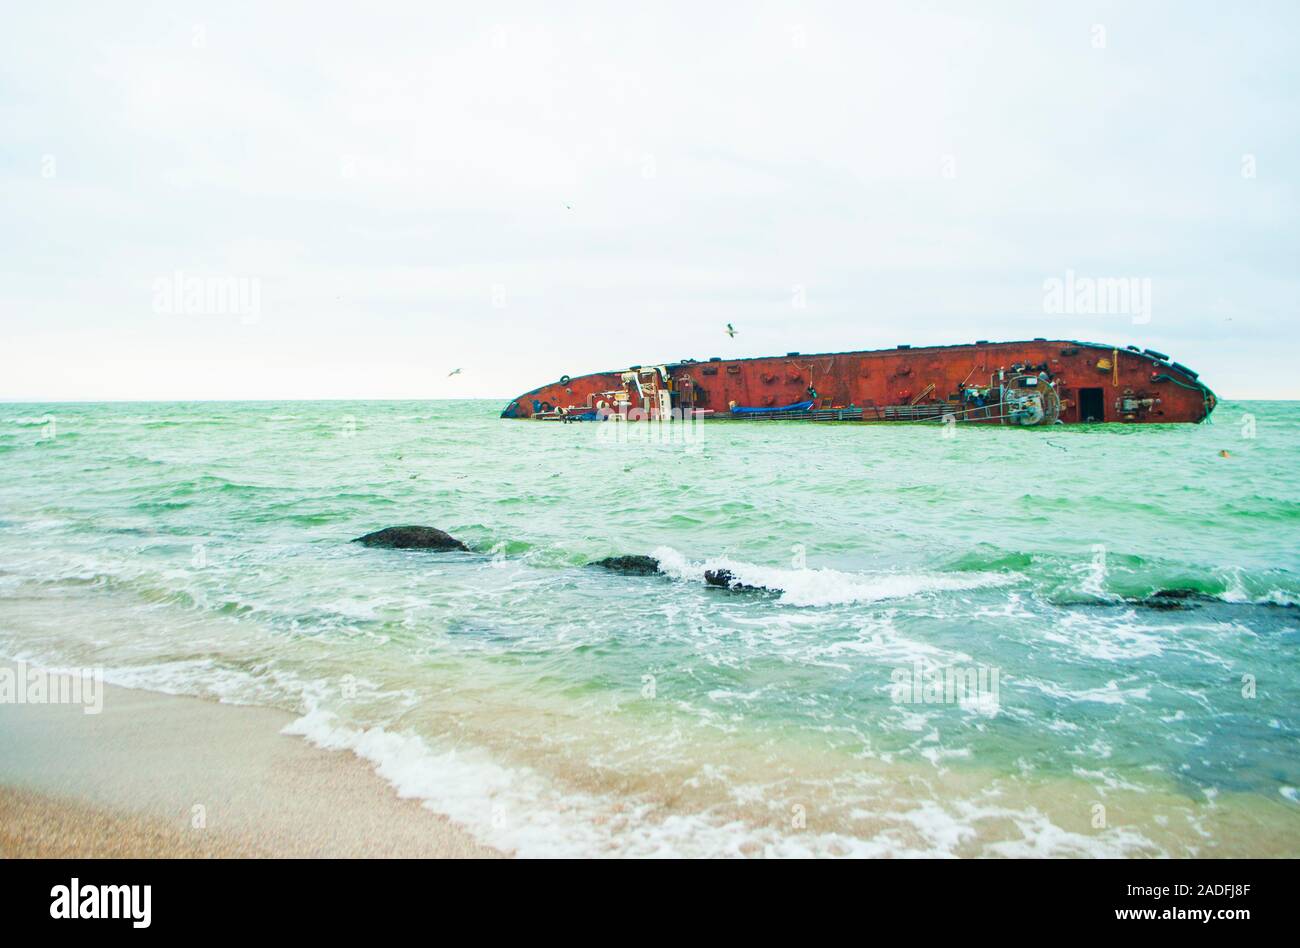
[1127,588,1221,610]
[589,555,661,575]
[1143,589,1293,611]
[1076,588,1294,613]
[703,568,769,593]
[1150,588,1218,602]
[1133,597,1194,611]
[588,557,779,593]
[353,525,468,551]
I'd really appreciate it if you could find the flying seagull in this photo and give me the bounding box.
[563,202,574,210]
[725,323,738,338]
[448,368,462,377]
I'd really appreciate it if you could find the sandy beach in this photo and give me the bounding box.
[0,662,503,858]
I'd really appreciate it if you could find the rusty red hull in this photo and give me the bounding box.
[501,339,1216,425]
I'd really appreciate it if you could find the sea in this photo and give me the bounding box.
[1,399,1297,856]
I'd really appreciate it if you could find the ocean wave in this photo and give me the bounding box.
[282,707,1164,858]
[944,547,1036,572]
[649,547,1017,607]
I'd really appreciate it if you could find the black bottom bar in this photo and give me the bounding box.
[0,858,1289,934]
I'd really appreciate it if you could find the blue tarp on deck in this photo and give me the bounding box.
[729,400,816,416]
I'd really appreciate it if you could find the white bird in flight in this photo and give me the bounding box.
[726,323,738,338]
[448,368,462,377]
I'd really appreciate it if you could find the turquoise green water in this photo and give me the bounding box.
[1,400,1298,856]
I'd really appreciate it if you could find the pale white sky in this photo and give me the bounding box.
[2,1,1297,400]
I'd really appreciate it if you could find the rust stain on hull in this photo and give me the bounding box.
[501,339,1215,426]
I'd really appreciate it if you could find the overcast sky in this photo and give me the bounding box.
[2,1,1297,401]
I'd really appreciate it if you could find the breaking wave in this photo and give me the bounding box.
[649,546,1017,607]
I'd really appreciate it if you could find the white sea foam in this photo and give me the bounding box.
[288,710,979,856]
[283,706,1168,858]
[0,638,1181,859]
[1038,611,1167,661]
[1256,589,1299,607]
[813,613,972,667]
[1019,676,1151,706]
[650,547,1015,607]
[101,659,338,710]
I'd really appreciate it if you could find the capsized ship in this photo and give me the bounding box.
[500,339,1216,426]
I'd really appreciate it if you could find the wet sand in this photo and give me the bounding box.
[0,663,503,858]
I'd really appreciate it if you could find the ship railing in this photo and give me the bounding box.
[725,407,865,421]
[880,404,950,421]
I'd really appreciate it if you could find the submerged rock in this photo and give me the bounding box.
[589,555,662,575]
[1127,588,1221,610]
[1131,596,1194,611]
[353,525,469,551]
[1110,589,1295,611]
[1149,588,1219,603]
